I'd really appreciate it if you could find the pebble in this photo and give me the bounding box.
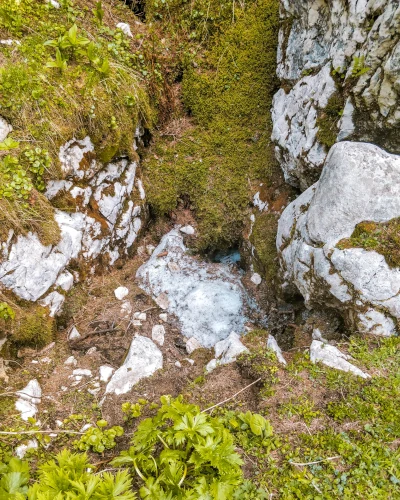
[68,326,81,340]
[185,337,202,354]
[159,313,168,322]
[155,293,170,310]
[73,369,92,377]
[250,273,262,285]
[175,361,182,368]
[64,356,77,366]
[114,287,129,300]
[152,325,165,346]
[180,225,195,235]
[99,365,114,383]
[86,347,97,356]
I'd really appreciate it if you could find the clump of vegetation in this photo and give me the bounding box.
[351,55,370,78]
[316,92,345,148]
[10,305,54,347]
[113,395,269,498]
[250,212,280,286]
[337,218,400,268]
[143,0,280,251]
[74,419,124,454]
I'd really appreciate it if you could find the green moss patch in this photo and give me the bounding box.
[11,304,55,347]
[337,219,400,268]
[316,92,345,148]
[143,0,280,251]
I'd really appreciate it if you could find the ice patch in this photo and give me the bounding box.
[136,229,249,347]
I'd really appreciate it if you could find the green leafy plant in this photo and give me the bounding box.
[0,155,33,202]
[0,137,19,151]
[352,55,370,77]
[74,420,124,454]
[112,396,264,499]
[46,48,68,71]
[122,400,148,422]
[0,451,136,499]
[24,147,50,192]
[93,1,104,26]
[0,302,15,321]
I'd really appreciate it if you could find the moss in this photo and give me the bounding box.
[337,218,400,268]
[250,212,280,285]
[11,305,54,347]
[0,0,153,244]
[143,0,280,251]
[316,91,345,148]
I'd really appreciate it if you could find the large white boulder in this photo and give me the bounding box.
[272,0,400,189]
[277,142,400,336]
[136,229,249,348]
[106,336,163,395]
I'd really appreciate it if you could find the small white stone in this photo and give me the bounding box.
[134,312,147,321]
[68,326,81,341]
[56,420,63,427]
[47,0,60,8]
[116,22,133,37]
[312,328,329,343]
[250,273,262,285]
[40,357,52,364]
[40,291,65,317]
[0,117,12,142]
[121,301,132,318]
[180,225,195,235]
[159,313,168,322]
[132,320,142,327]
[73,369,92,377]
[206,332,248,373]
[99,365,114,383]
[155,293,170,310]
[31,360,39,364]
[267,335,287,365]
[175,361,182,368]
[114,287,129,300]
[183,358,195,365]
[15,380,41,421]
[61,386,68,392]
[152,325,165,346]
[15,440,38,459]
[86,347,97,356]
[186,337,203,354]
[80,423,92,432]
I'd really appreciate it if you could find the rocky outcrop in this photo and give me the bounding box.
[277,141,400,336]
[272,0,400,189]
[0,136,146,308]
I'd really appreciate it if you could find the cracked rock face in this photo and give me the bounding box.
[277,141,400,336]
[0,137,146,305]
[273,0,400,189]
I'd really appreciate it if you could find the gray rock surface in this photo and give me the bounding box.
[106,336,163,395]
[277,141,400,336]
[310,340,370,379]
[267,335,287,365]
[206,332,248,372]
[273,0,400,189]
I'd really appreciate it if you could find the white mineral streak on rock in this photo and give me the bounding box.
[267,335,287,365]
[310,340,370,379]
[253,191,268,212]
[277,142,400,336]
[15,380,41,421]
[136,229,249,347]
[106,336,163,395]
[206,332,248,372]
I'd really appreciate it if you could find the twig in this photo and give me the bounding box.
[201,378,261,413]
[289,456,341,467]
[0,430,84,436]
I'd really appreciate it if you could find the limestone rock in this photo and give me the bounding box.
[106,336,163,395]
[136,229,249,347]
[277,141,400,335]
[310,340,370,379]
[64,356,77,366]
[152,325,165,346]
[250,273,262,286]
[185,337,203,354]
[267,335,287,365]
[116,22,133,38]
[99,365,114,383]
[68,326,81,341]
[180,225,195,235]
[15,379,41,421]
[273,0,400,188]
[114,287,129,300]
[206,332,248,372]
[40,291,65,317]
